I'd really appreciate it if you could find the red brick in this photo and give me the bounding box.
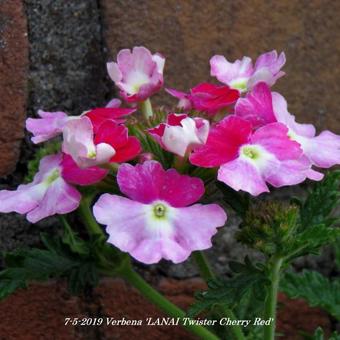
[0,0,28,176]
[101,0,340,132]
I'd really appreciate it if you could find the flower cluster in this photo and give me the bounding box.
[1,46,339,264]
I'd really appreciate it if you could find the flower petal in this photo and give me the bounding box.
[190,115,252,167]
[27,178,81,223]
[251,123,302,160]
[61,153,108,186]
[235,82,276,128]
[26,110,68,144]
[117,161,205,207]
[218,158,270,196]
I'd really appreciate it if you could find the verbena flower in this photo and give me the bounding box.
[26,105,134,144]
[93,161,227,264]
[107,46,165,103]
[235,82,340,171]
[210,50,285,92]
[190,115,314,196]
[62,116,141,168]
[148,113,209,157]
[166,82,239,115]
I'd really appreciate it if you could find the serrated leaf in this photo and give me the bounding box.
[60,216,89,256]
[310,327,340,340]
[0,236,100,299]
[188,258,269,318]
[299,171,340,231]
[285,224,340,262]
[281,270,340,320]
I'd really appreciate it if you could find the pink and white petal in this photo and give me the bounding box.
[272,92,316,137]
[162,122,199,157]
[93,194,147,253]
[61,154,108,186]
[0,182,46,214]
[218,158,269,196]
[105,98,122,108]
[95,143,116,164]
[152,53,165,74]
[303,130,340,168]
[131,46,155,75]
[26,110,68,144]
[251,123,302,160]
[160,169,204,207]
[266,157,311,187]
[107,62,122,83]
[210,55,253,84]
[307,168,324,181]
[247,68,276,89]
[254,50,286,75]
[173,204,227,251]
[235,82,276,128]
[62,116,95,162]
[26,178,80,223]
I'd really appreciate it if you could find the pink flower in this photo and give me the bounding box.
[210,50,286,92]
[0,154,80,223]
[148,113,209,157]
[190,115,313,196]
[235,83,340,170]
[0,153,107,223]
[93,161,226,264]
[166,83,239,115]
[62,116,141,168]
[26,105,135,144]
[107,46,165,103]
[26,110,69,144]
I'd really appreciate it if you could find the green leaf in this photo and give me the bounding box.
[188,257,269,318]
[298,171,340,231]
[285,224,340,262]
[310,327,340,340]
[281,270,340,320]
[0,235,100,299]
[60,216,89,256]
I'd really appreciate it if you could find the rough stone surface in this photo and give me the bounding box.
[0,0,29,176]
[0,278,332,339]
[0,0,110,258]
[101,0,340,132]
[25,0,108,116]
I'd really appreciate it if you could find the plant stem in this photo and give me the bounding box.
[119,265,219,340]
[192,251,246,340]
[139,98,153,120]
[192,251,216,281]
[264,256,283,340]
[78,196,104,239]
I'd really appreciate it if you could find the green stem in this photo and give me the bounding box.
[193,251,245,340]
[119,265,219,340]
[78,196,104,239]
[264,256,283,340]
[139,98,153,120]
[192,251,216,281]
